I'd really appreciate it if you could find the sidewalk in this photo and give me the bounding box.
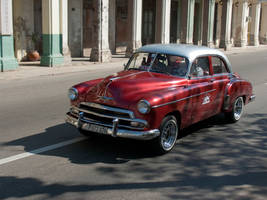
[0,55,128,81]
[1,45,267,81]
[221,44,267,55]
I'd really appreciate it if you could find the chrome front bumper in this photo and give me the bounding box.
[66,112,160,140]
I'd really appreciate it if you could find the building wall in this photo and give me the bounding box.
[68,0,83,57]
[155,0,162,43]
[83,0,94,57]
[193,0,203,45]
[109,0,116,54]
[214,2,222,47]
[260,3,267,44]
[33,0,42,54]
[231,1,250,47]
[13,0,35,61]
[170,0,179,43]
[115,0,129,52]
[142,0,156,45]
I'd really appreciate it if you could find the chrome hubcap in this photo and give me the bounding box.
[234,97,243,121]
[161,120,178,151]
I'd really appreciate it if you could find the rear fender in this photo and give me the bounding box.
[223,79,252,112]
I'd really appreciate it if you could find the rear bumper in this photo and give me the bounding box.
[66,112,160,140]
[224,94,256,111]
[249,94,256,103]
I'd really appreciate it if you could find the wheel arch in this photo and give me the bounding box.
[165,110,181,129]
[223,79,251,112]
[242,95,247,104]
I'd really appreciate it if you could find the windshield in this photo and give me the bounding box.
[125,52,189,77]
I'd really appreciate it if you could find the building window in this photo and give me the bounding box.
[116,0,128,20]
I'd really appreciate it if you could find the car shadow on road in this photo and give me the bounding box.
[2,123,160,164]
[2,113,267,165]
[1,113,267,199]
[1,113,227,164]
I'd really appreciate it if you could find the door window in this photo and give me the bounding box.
[211,57,229,74]
[190,57,210,77]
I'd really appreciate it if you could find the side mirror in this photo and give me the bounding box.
[123,63,127,70]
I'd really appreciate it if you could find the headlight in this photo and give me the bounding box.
[68,87,78,101]
[137,100,151,114]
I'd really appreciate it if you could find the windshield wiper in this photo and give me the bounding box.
[150,69,170,75]
[127,68,142,71]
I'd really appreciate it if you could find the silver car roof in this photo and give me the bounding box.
[137,44,232,71]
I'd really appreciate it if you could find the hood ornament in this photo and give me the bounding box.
[99,77,120,102]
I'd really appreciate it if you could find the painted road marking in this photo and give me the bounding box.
[0,137,85,166]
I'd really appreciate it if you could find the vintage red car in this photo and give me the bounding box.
[66,44,255,153]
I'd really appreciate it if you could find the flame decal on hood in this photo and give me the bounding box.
[101,71,146,100]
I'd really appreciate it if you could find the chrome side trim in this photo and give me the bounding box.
[152,89,216,108]
[80,102,135,118]
[212,73,231,78]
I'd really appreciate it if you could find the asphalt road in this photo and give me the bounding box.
[0,50,267,200]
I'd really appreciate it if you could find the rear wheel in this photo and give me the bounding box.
[152,115,179,154]
[225,96,244,123]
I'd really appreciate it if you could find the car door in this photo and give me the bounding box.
[210,56,231,114]
[188,56,219,124]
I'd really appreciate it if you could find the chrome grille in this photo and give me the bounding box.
[76,102,146,130]
[79,102,133,119]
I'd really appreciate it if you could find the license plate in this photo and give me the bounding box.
[81,123,108,134]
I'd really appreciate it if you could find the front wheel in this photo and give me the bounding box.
[225,96,244,123]
[152,115,179,154]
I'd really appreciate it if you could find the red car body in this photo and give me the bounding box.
[66,44,255,153]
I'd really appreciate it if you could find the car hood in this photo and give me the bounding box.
[85,70,187,109]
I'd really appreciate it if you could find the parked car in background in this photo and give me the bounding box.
[66,44,255,153]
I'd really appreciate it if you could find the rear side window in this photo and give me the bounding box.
[211,57,228,74]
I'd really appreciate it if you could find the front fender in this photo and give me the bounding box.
[71,78,104,106]
[131,86,191,130]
